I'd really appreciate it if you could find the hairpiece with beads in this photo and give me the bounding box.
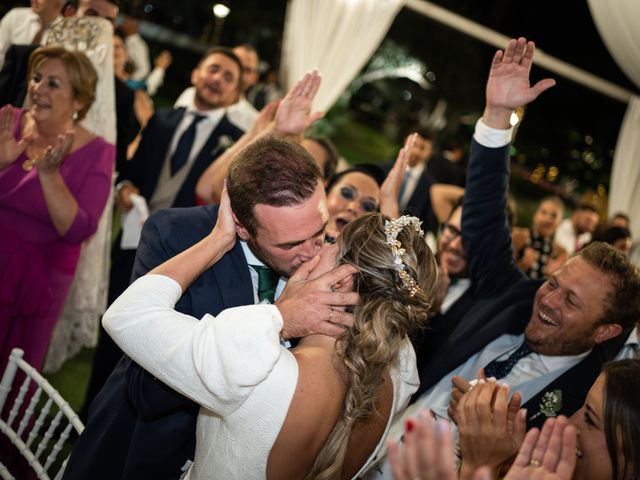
[384,216,424,297]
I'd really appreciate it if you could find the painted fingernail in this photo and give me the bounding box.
[405,419,415,432]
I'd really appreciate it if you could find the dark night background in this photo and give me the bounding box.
[4,0,639,212]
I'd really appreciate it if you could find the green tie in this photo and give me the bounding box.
[252,265,280,303]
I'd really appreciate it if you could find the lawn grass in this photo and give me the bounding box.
[43,347,94,414]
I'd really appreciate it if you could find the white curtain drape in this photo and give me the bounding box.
[281,0,404,113]
[608,97,640,231]
[587,0,640,89]
[587,0,640,231]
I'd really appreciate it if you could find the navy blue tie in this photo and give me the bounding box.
[171,114,206,176]
[483,342,533,379]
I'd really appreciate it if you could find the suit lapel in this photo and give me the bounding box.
[191,114,239,173]
[174,114,242,207]
[523,347,605,429]
[158,108,186,158]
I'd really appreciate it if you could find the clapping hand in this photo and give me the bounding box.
[504,417,577,480]
[433,251,451,313]
[389,410,490,480]
[456,378,527,477]
[274,71,324,136]
[36,130,75,175]
[0,105,32,169]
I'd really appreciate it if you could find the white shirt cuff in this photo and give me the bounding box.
[473,118,513,148]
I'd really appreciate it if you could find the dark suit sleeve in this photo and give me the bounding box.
[462,138,525,299]
[125,210,196,417]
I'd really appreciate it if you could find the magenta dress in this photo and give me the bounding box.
[0,108,115,371]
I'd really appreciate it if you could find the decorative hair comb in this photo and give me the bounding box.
[384,216,424,297]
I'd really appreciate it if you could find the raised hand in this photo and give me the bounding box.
[484,38,555,128]
[504,417,577,480]
[433,251,451,313]
[249,100,279,137]
[0,105,32,169]
[380,133,415,218]
[486,38,556,111]
[274,71,324,136]
[36,129,75,175]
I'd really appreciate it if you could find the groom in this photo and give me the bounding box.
[64,96,356,479]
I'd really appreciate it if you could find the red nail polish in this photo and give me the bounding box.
[405,419,415,432]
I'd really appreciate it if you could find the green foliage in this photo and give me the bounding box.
[328,117,399,166]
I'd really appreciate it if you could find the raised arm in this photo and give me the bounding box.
[430,183,464,224]
[379,134,415,218]
[195,100,279,204]
[463,38,555,296]
[196,71,325,204]
[150,183,236,288]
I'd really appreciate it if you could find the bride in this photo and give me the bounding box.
[103,187,436,479]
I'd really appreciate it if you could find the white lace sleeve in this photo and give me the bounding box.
[103,274,287,417]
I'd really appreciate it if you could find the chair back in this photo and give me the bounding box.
[0,348,84,480]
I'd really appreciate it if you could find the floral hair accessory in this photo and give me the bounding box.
[385,215,424,297]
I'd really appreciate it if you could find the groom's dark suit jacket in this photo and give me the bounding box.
[79,107,244,423]
[64,205,255,479]
[413,139,628,429]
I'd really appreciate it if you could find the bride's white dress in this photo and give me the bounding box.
[42,16,116,372]
[103,274,420,480]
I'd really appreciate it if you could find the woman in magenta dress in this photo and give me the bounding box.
[0,46,115,372]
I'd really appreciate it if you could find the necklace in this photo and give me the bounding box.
[22,144,50,172]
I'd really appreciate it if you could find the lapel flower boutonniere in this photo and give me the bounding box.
[530,389,563,420]
[212,135,234,156]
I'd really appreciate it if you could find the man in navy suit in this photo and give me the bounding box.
[411,38,639,428]
[81,47,247,411]
[64,130,357,478]
[363,38,640,480]
[395,126,438,234]
[110,46,246,302]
